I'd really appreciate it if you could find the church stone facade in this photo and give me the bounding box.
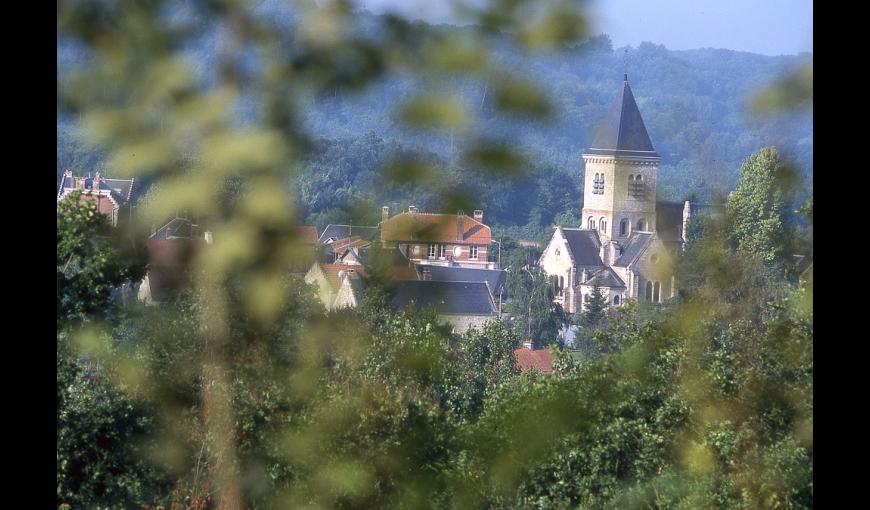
[540,75,679,313]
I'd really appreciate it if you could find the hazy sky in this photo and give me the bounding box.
[358,0,812,56]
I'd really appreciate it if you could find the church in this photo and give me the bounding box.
[539,75,716,313]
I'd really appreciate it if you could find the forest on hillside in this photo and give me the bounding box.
[58,9,812,242]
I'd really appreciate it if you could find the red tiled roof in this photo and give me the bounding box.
[295,226,319,245]
[380,213,491,245]
[331,236,371,253]
[514,347,555,374]
[320,263,367,290]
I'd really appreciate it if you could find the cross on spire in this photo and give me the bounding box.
[623,48,629,82]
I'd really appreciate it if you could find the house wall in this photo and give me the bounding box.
[437,313,497,335]
[304,265,337,310]
[332,277,360,310]
[401,242,490,267]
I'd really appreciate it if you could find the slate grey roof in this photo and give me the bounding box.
[58,174,137,205]
[561,228,604,266]
[150,217,205,240]
[319,225,379,244]
[586,76,659,158]
[392,280,497,315]
[582,267,626,288]
[613,232,653,268]
[416,265,507,295]
[656,201,684,244]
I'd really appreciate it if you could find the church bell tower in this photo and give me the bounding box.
[581,75,660,243]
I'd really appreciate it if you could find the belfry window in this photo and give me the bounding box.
[620,219,629,237]
[636,218,647,231]
[630,174,644,197]
[592,173,605,195]
[588,216,596,230]
[599,218,607,233]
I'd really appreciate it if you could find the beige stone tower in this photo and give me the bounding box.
[581,75,660,243]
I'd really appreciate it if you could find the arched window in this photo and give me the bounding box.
[645,281,653,301]
[653,282,661,303]
[599,217,607,233]
[613,295,621,305]
[619,219,629,237]
[636,218,646,231]
[558,276,564,295]
[588,216,596,230]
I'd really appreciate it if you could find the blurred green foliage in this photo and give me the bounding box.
[58,1,811,509]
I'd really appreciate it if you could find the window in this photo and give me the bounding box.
[588,216,596,230]
[613,295,621,305]
[620,219,629,237]
[653,282,661,303]
[650,253,660,264]
[470,245,478,259]
[645,281,653,301]
[630,174,644,197]
[592,173,604,194]
[559,276,564,293]
[438,244,446,259]
[428,244,436,259]
[599,218,607,233]
[555,248,560,256]
[636,218,646,231]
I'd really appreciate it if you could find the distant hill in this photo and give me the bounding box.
[57,8,812,238]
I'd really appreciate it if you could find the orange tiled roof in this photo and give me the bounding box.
[320,263,367,290]
[514,347,554,374]
[380,213,491,245]
[331,236,371,253]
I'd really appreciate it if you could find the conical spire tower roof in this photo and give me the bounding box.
[586,75,659,158]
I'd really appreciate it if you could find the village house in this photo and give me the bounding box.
[379,206,494,269]
[391,280,499,335]
[514,340,555,374]
[304,262,368,310]
[138,217,212,305]
[57,170,137,226]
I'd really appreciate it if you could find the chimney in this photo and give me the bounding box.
[473,209,483,222]
[581,268,588,282]
[682,201,692,243]
[408,205,418,214]
[150,224,157,236]
[381,206,390,222]
[204,231,214,245]
[93,171,102,191]
[523,339,534,350]
[75,177,85,190]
